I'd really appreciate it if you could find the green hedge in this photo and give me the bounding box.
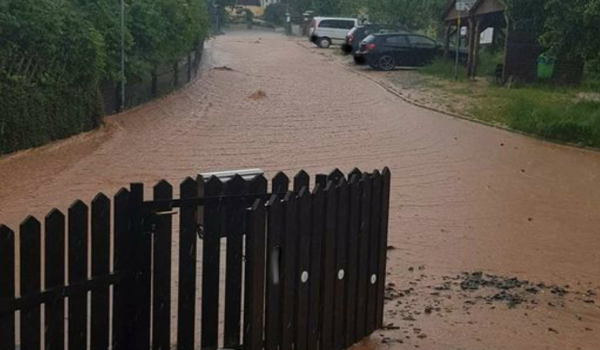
[0,0,208,155]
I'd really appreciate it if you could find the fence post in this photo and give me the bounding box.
[307,184,324,350]
[366,171,382,334]
[376,168,391,328]
[334,177,349,350]
[281,191,298,350]
[345,173,361,347]
[91,194,111,350]
[173,62,179,87]
[355,173,372,339]
[177,178,199,350]
[295,187,311,350]
[224,175,247,348]
[151,67,158,97]
[188,53,192,83]
[265,193,284,350]
[243,175,268,350]
[130,183,151,350]
[201,176,224,350]
[69,201,89,350]
[113,189,131,350]
[0,225,15,350]
[45,210,66,350]
[115,81,122,112]
[20,217,42,350]
[153,181,173,350]
[320,180,338,350]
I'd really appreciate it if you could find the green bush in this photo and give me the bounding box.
[478,48,503,77]
[0,0,208,155]
[263,3,287,26]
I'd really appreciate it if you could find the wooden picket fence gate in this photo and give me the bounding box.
[0,167,391,350]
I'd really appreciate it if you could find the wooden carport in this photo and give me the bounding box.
[442,0,542,82]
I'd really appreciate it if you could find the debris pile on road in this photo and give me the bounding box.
[378,269,598,347]
[249,89,267,100]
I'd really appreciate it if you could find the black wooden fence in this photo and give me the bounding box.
[0,167,391,350]
[100,44,204,116]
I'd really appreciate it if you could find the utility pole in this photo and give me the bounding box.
[120,0,125,110]
[454,16,460,81]
[454,1,474,81]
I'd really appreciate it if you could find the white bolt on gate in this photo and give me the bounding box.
[301,271,309,283]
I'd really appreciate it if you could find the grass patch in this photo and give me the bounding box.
[469,86,600,147]
[414,51,600,148]
[419,58,468,81]
[505,98,600,147]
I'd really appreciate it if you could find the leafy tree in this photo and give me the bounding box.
[0,0,208,154]
[312,0,340,16]
[264,2,287,25]
[540,0,600,62]
[367,0,446,30]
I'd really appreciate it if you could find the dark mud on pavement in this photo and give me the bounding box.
[380,265,599,349]
[1,31,600,349]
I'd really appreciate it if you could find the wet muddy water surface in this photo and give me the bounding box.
[1,31,599,349]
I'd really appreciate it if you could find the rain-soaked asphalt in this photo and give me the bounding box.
[0,30,599,349]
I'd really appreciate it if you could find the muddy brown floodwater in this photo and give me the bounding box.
[1,30,599,349]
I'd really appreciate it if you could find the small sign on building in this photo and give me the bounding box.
[456,0,476,11]
[357,13,369,25]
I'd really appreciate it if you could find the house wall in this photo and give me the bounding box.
[504,29,542,82]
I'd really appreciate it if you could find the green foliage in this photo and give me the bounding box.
[505,0,600,78]
[0,0,208,155]
[0,0,105,154]
[420,58,468,81]
[264,3,287,26]
[540,0,600,62]
[308,0,446,32]
[478,48,503,77]
[506,97,600,148]
[367,0,447,30]
[467,84,600,147]
[312,0,341,16]
[504,0,545,33]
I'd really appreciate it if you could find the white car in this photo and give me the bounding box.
[309,17,359,48]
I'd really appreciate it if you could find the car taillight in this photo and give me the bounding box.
[348,35,355,43]
[365,43,376,51]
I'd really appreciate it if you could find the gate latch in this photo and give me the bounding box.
[141,210,176,234]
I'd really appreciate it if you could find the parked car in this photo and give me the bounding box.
[341,24,407,55]
[355,33,443,70]
[342,25,409,64]
[309,17,359,48]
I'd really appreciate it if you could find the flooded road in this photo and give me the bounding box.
[1,31,599,349]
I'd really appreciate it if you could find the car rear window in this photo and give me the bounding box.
[337,20,355,29]
[318,20,334,28]
[363,35,376,43]
[320,19,355,29]
[348,27,358,36]
[385,35,408,45]
[408,35,436,48]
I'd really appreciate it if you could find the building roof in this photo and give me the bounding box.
[442,0,505,22]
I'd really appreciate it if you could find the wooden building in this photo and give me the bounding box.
[442,0,542,82]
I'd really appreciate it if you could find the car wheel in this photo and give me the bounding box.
[318,37,332,49]
[378,55,395,71]
[353,56,366,65]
